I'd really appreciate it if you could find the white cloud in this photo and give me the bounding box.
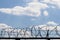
[0,0,60,17]
[42,0,60,8]
[0,23,12,29]
[0,0,48,17]
[30,21,59,30]
[47,21,58,26]
[0,6,25,15]
[43,10,48,16]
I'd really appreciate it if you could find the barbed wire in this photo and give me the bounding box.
[0,25,60,38]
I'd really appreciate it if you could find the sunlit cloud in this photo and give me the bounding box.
[0,0,48,17]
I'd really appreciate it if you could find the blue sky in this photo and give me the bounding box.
[0,0,60,28]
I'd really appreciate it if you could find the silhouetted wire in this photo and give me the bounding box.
[0,25,60,37]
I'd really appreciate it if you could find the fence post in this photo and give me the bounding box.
[15,39,20,40]
[46,30,50,40]
[47,38,50,40]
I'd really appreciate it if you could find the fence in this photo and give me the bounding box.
[0,25,60,40]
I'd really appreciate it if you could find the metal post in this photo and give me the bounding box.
[15,39,20,40]
[46,30,49,37]
[47,38,50,40]
[46,30,50,40]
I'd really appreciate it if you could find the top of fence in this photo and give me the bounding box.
[0,25,60,38]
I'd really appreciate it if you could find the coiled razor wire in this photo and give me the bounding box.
[0,25,60,38]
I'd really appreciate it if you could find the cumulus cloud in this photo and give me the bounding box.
[30,21,59,30]
[0,23,12,29]
[0,6,25,15]
[43,10,48,16]
[42,0,60,8]
[0,0,60,17]
[47,21,58,26]
[0,0,48,17]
